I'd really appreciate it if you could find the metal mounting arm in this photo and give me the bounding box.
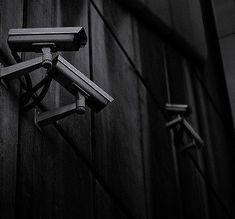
[34,92,85,127]
[0,56,43,80]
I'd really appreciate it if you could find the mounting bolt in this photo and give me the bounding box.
[41,47,52,69]
[76,92,85,114]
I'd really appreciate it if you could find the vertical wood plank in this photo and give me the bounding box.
[16,1,64,217]
[214,0,235,38]
[220,35,235,125]
[198,4,235,217]
[137,23,183,219]
[119,0,207,59]
[165,46,208,219]
[169,0,207,57]
[0,0,23,218]
[140,0,172,25]
[57,0,94,217]
[182,61,210,219]
[91,0,147,218]
[16,0,93,218]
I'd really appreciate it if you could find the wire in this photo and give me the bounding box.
[21,74,33,105]
[22,76,52,112]
[11,50,52,111]
[11,51,33,106]
[20,75,51,105]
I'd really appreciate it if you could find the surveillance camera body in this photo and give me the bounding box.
[48,55,114,112]
[165,103,191,117]
[8,27,87,52]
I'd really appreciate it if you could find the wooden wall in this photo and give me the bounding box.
[213,0,235,126]
[0,0,234,218]
[0,0,23,218]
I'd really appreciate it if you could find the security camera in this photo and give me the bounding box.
[48,55,114,113]
[1,27,114,127]
[165,103,191,117]
[165,103,204,150]
[8,27,87,68]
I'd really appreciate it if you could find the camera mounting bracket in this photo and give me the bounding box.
[32,42,56,69]
[0,56,43,80]
[34,91,85,128]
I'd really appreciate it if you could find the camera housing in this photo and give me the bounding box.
[165,103,191,117]
[48,55,114,112]
[8,27,87,52]
[8,27,87,68]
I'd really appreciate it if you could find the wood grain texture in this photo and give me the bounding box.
[214,0,235,38]
[165,45,208,219]
[16,0,93,218]
[199,0,234,135]
[91,0,147,218]
[116,0,206,67]
[94,181,129,219]
[16,0,65,217]
[220,36,235,124]
[0,0,24,64]
[166,42,235,219]
[181,59,210,219]
[56,0,94,217]
[0,86,20,219]
[59,0,92,161]
[0,0,234,218]
[170,54,201,219]
[117,0,207,61]
[168,0,207,59]
[0,0,23,218]
[212,7,235,214]
[196,78,235,218]
[140,0,171,25]
[136,23,183,219]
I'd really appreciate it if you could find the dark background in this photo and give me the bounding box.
[0,0,234,218]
